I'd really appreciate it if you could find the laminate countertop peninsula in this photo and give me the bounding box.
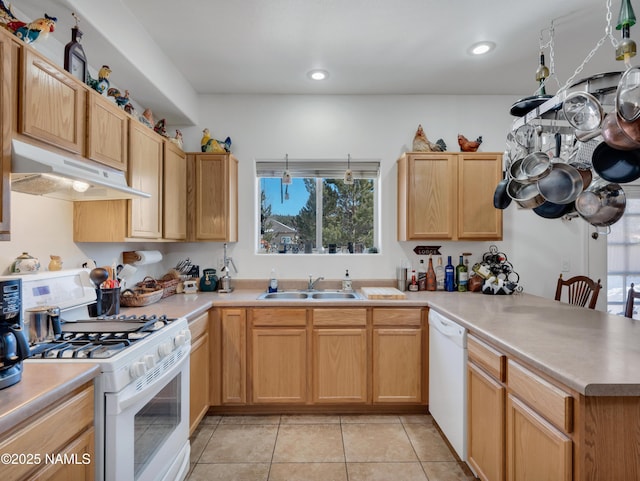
[122,288,640,397]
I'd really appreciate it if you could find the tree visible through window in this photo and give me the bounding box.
[257,160,379,254]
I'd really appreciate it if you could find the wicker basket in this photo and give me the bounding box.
[120,287,164,307]
[157,275,180,299]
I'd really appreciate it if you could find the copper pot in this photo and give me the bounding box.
[601,112,640,151]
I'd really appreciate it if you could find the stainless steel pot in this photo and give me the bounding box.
[575,182,626,228]
[25,306,61,344]
[506,178,544,208]
[537,163,584,204]
[521,151,552,182]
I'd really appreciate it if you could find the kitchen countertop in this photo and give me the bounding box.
[120,288,640,397]
[0,363,100,436]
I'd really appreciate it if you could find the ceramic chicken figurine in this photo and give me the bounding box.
[457,134,483,152]
[107,88,131,109]
[154,118,168,137]
[87,65,111,95]
[169,129,183,149]
[412,124,446,152]
[0,1,56,44]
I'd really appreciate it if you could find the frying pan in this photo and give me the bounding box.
[493,178,512,209]
[510,94,554,117]
[506,178,544,209]
[533,200,576,219]
[537,163,584,204]
[591,142,640,183]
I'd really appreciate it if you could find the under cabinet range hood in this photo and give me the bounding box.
[10,139,151,201]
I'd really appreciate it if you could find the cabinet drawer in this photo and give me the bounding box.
[0,384,94,481]
[507,360,573,433]
[312,308,367,326]
[252,308,307,326]
[189,312,209,340]
[468,334,506,382]
[372,308,422,326]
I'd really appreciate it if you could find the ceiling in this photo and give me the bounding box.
[12,0,633,123]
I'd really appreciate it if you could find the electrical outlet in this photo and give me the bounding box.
[561,258,570,272]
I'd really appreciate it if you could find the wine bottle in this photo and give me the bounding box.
[418,260,427,291]
[444,256,455,292]
[456,255,468,292]
[426,256,437,291]
[435,256,445,290]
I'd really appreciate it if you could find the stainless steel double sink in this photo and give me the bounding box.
[257,290,361,300]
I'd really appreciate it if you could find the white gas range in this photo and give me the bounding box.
[18,269,191,481]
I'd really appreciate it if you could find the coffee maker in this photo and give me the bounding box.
[0,278,30,389]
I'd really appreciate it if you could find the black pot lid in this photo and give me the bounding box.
[533,201,575,219]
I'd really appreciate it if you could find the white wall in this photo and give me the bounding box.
[2,94,602,306]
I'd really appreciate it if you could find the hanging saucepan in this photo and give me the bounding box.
[520,151,552,182]
[506,178,545,209]
[537,163,584,204]
[510,94,554,117]
[601,112,640,150]
[569,161,593,190]
[616,66,640,122]
[591,141,640,183]
[562,91,604,133]
[575,182,626,227]
[508,157,528,181]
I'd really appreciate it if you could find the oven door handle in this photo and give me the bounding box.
[107,346,190,415]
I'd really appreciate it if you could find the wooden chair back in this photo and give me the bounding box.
[625,283,640,318]
[554,274,602,310]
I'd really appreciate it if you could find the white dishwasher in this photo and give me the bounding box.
[428,309,468,461]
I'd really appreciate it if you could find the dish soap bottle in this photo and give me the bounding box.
[342,269,353,292]
[268,268,278,293]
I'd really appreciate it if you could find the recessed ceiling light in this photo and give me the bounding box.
[469,41,496,56]
[308,69,329,80]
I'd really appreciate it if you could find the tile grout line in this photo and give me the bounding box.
[265,415,282,480]
[339,416,350,481]
[400,419,432,481]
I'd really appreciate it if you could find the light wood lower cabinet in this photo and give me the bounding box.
[372,328,422,403]
[0,383,95,481]
[468,361,505,481]
[252,328,307,403]
[506,394,572,481]
[221,309,246,404]
[189,312,210,434]
[313,328,367,403]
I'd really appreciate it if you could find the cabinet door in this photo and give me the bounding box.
[506,394,572,481]
[128,121,163,238]
[192,153,238,241]
[221,309,246,404]
[373,328,422,403]
[458,153,503,240]
[87,92,128,170]
[20,48,85,154]
[34,427,95,481]
[190,330,210,435]
[163,141,187,240]
[313,328,367,403]
[399,153,456,240]
[468,362,505,481]
[0,33,14,240]
[252,328,307,403]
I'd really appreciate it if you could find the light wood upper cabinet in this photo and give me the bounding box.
[20,48,85,155]
[0,31,16,241]
[397,152,502,240]
[128,121,163,238]
[187,153,238,242]
[87,91,128,170]
[163,141,187,240]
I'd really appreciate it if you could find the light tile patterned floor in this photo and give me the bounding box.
[187,414,478,481]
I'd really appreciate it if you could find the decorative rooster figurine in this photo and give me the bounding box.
[107,88,131,109]
[0,1,56,44]
[169,129,183,149]
[412,124,446,152]
[154,118,168,137]
[201,128,232,153]
[457,134,483,152]
[87,65,111,95]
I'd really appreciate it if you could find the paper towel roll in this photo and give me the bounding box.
[133,250,163,265]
